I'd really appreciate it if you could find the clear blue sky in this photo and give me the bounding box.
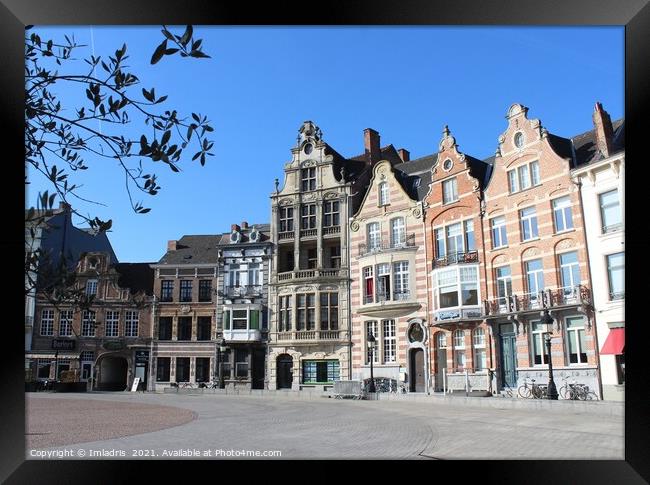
[27,26,624,263]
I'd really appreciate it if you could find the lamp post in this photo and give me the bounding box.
[367,332,377,393]
[541,309,558,400]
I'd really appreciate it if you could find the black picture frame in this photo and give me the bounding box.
[3,0,646,482]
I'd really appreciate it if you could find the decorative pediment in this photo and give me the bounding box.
[497,103,546,156]
[297,120,323,147]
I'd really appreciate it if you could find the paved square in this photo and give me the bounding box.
[26,392,624,460]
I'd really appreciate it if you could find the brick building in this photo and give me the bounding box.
[423,126,492,394]
[28,251,153,391]
[481,103,598,395]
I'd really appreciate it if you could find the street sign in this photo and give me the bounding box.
[135,350,149,364]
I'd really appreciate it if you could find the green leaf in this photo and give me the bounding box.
[150,39,167,65]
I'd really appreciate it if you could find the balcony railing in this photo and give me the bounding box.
[223,328,262,342]
[300,228,318,238]
[358,233,416,257]
[220,285,263,298]
[278,231,294,241]
[276,268,346,282]
[483,285,592,316]
[433,250,479,268]
[274,330,342,342]
[323,225,341,235]
[363,290,411,305]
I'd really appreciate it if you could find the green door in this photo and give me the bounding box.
[500,330,517,388]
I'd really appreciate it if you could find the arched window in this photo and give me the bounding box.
[378,182,389,206]
[453,329,466,371]
[473,327,487,371]
[472,327,485,346]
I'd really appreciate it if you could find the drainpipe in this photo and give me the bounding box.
[149,294,157,392]
[347,188,353,381]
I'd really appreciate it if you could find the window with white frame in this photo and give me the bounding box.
[367,222,380,250]
[40,309,54,336]
[464,220,475,251]
[390,217,406,247]
[559,252,581,294]
[530,320,549,365]
[383,319,396,363]
[566,316,588,364]
[85,279,98,296]
[279,207,293,233]
[552,196,574,232]
[301,167,316,192]
[490,216,508,248]
[329,245,341,268]
[125,311,139,337]
[442,177,458,204]
[296,293,315,331]
[179,280,192,302]
[366,321,379,364]
[301,204,316,229]
[81,310,96,337]
[363,266,374,303]
[278,295,292,332]
[58,309,73,337]
[606,252,624,300]
[323,201,340,227]
[495,266,512,306]
[434,266,479,309]
[472,327,486,371]
[376,263,391,301]
[436,332,447,349]
[392,261,409,300]
[434,220,475,260]
[248,264,261,287]
[378,182,390,206]
[520,206,539,241]
[226,264,246,288]
[525,259,545,302]
[599,189,622,233]
[105,310,119,337]
[508,161,540,193]
[453,329,466,370]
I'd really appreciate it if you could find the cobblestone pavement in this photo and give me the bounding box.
[26,392,624,460]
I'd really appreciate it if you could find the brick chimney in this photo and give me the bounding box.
[593,102,614,158]
[364,128,381,165]
[241,221,249,229]
[167,240,177,251]
[231,224,241,232]
[398,148,410,163]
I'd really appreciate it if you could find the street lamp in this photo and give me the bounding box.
[541,309,559,400]
[218,340,228,389]
[367,332,377,393]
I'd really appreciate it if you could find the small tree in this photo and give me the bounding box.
[25,25,213,302]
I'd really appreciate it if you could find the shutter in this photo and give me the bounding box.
[250,310,260,330]
[224,310,231,330]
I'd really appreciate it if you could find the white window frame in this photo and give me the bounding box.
[301,167,316,192]
[442,177,459,204]
[81,310,96,337]
[599,189,622,234]
[367,222,381,250]
[393,261,409,300]
[552,196,574,233]
[125,311,139,337]
[279,207,293,233]
[525,259,545,303]
[40,309,54,336]
[566,316,588,365]
[85,279,98,296]
[105,310,120,337]
[323,201,340,227]
[472,327,486,371]
[530,320,549,366]
[366,321,379,364]
[491,216,508,248]
[559,251,581,293]
[382,319,396,363]
[518,164,531,190]
[519,206,539,241]
[301,204,316,229]
[58,309,73,337]
[390,217,406,247]
[378,182,390,206]
[606,252,624,300]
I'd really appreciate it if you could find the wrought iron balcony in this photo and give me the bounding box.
[483,285,592,317]
[358,233,416,257]
[432,250,479,268]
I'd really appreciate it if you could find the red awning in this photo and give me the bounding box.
[600,328,625,355]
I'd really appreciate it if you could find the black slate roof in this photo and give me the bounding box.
[115,263,155,295]
[156,235,221,265]
[393,154,437,201]
[571,118,624,168]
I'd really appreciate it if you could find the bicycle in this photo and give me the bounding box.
[518,377,546,399]
[502,382,514,398]
[178,381,194,389]
[559,377,598,400]
[198,381,220,389]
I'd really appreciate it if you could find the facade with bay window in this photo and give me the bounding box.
[350,158,429,392]
[424,126,492,393]
[571,103,625,400]
[481,103,599,396]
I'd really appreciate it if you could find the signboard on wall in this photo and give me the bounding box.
[51,339,76,350]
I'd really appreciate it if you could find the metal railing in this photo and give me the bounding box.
[483,285,592,316]
[363,290,411,305]
[221,285,263,298]
[433,250,479,268]
[358,233,416,257]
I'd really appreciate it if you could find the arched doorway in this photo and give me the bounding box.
[409,348,425,392]
[98,355,128,391]
[276,354,293,390]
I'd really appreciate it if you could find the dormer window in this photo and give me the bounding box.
[249,229,260,242]
[230,231,241,244]
[88,257,98,269]
[85,279,98,296]
[514,131,525,148]
[378,182,390,206]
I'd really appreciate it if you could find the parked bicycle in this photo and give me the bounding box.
[363,377,398,393]
[178,381,194,389]
[518,377,547,399]
[198,381,220,389]
[559,376,598,400]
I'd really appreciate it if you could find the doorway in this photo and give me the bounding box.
[499,324,517,388]
[252,348,266,389]
[276,354,293,389]
[409,348,425,392]
[98,355,128,391]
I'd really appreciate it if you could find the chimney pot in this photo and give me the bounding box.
[231,224,241,232]
[593,102,614,157]
[364,128,381,165]
[167,240,177,251]
[398,148,410,162]
[241,221,249,229]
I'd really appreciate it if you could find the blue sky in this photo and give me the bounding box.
[27,26,624,263]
